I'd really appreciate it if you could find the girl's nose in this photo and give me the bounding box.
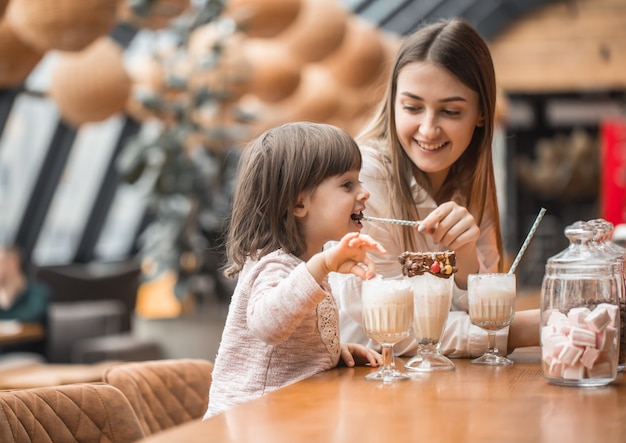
[359,184,370,200]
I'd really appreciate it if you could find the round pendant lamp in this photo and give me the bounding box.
[242,38,301,103]
[0,21,43,88]
[224,0,302,39]
[278,0,348,63]
[322,17,386,88]
[5,0,120,52]
[49,37,131,126]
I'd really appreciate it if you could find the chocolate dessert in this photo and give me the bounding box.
[398,251,458,278]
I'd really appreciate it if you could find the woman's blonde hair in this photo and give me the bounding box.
[358,18,503,270]
[224,122,362,278]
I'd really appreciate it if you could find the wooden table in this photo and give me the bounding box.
[140,348,626,443]
[0,322,44,347]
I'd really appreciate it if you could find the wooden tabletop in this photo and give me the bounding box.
[0,322,44,347]
[140,348,626,443]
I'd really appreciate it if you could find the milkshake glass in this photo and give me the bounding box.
[361,275,414,382]
[468,273,516,365]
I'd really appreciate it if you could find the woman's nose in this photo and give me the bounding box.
[419,113,440,139]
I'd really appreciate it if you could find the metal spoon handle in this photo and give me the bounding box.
[362,215,421,227]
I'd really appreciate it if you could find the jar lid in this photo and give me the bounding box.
[547,220,611,266]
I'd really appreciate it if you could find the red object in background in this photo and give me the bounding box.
[600,119,626,227]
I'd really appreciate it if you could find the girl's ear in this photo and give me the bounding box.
[293,192,308,218]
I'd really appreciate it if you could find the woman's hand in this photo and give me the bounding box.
[417,201,479,290]
[339,343,382,367]
[417,201,479,251]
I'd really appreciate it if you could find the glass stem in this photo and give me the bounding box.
[487,331,498,354]
[381,344,394,370]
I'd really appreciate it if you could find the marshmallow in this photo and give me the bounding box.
[569,326,597,347]
[596,303,619,323]
[580,347,601,369]
[585,306,612,332]
[541,329,568,357]
[596,326,617,352]
[557,343,584,366]
[568,307,591,327]
[562,363,585,380]
[547,359,564,378]
[587,358,614,379]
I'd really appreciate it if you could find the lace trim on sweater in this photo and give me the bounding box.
[318,294,340,362]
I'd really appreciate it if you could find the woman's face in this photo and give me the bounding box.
[394,61,483,193]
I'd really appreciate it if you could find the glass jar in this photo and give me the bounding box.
[540,221,620,387]
[588,218,626,371]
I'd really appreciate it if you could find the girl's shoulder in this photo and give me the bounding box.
[244,249,301,272]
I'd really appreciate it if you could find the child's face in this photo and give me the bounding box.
[394,61,483,192]
[295,169,369,253]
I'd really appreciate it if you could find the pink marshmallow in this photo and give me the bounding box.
[557,343,584,366]
[541,329,569,357]
[562,363,585,380]
[580,347,601,369]
[596,326,617,352]
[548,359,564,378]
[569,326,596,347]
[596,303,619,323]
[587,359,614,379]
[585,306,612,332]
[568,307,591,327]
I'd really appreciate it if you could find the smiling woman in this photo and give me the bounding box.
[331,17,541,361]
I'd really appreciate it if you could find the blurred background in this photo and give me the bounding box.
[0,0,625,364]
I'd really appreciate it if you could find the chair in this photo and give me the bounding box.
[0,383,145,443]
[103,358,214,436]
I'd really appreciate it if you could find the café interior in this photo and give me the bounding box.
[0,0,625,442]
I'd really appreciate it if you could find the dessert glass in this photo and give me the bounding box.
[404,273,455,371]
[361,276,413,382]
[468,273,516,366]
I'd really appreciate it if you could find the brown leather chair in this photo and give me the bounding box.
[0,383,145,443]
[103,358,214,436]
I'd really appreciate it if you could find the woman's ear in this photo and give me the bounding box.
[476,112,485,128]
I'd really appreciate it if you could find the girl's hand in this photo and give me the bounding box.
[326,232,387,279]
[339,343,382,367]
[417,201,479,251]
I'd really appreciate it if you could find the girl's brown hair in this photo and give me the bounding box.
[358,18,503,270]
[224,122,362,278]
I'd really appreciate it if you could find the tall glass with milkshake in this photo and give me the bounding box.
[399,251,457,372]
[361,275,414,382]
[468,273,516,365]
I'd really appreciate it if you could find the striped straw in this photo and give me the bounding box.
[508,208,547,274]
[362,215,421,227]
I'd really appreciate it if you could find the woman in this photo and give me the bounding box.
[332,18,539,357]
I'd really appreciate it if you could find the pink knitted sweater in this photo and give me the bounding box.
[205,250,341,418]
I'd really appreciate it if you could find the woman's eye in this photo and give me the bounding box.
[402,105,420,112]
[442,109,461,117]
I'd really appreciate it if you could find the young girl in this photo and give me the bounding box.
[332,18,539,358]
[205,122,384,418]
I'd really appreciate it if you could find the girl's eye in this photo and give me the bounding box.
[442,109,461,116]
[342,181,353,190]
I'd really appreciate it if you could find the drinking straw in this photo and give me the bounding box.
[508,207,547,274]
